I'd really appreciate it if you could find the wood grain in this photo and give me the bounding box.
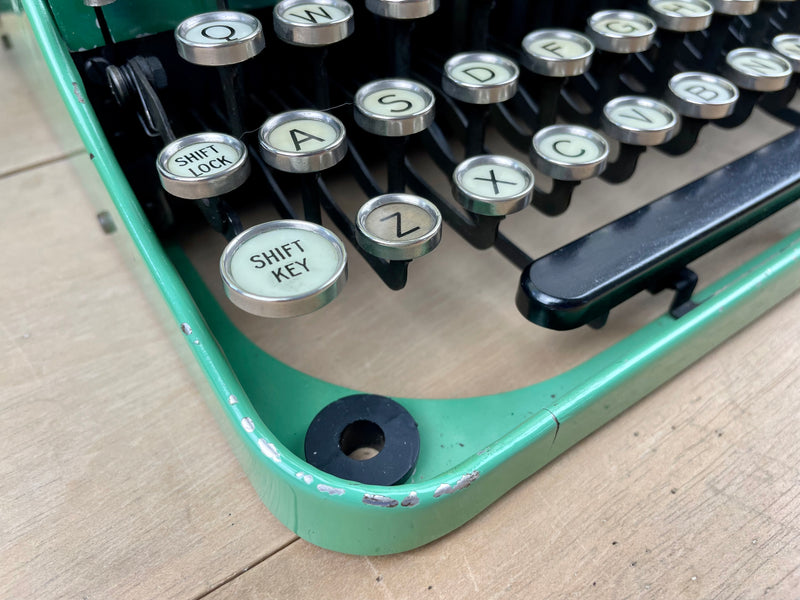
[0,12,84,178]
[0,159,297,600]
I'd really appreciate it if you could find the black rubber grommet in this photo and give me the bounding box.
[305,394,420,486]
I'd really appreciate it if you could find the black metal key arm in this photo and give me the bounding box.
[517,128,800,330]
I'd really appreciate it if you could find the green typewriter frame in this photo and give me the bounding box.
[11,0,800,555]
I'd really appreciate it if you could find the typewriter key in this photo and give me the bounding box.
[175,11,265,66]
[354,79,436,137]
[259,110,346,222]
[355,79,435,191]
[647,0,713,31]
[356,194,442,260]
[156,132,250,200]
[442,52,519,105]
[772,34,800,73]
[259,110,347,173]
[365,0,439,19]
[586,10,657,54]
[531,125,610,181]
[666,72,739,119]
[220,220,347,317]
[452,155,534,216]
[709,0,760,15]
[722,48,793,91]
[273,0,354,46]
[83,0,115,5]
[602,96,681,145]
[520,29,595,77]
[305,394,420,486]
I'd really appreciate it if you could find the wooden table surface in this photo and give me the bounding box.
[2,17,799,600]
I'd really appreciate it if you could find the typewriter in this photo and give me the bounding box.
[9,0,800,554]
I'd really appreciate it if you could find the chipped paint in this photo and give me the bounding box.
[228,394,238,405]
[296,472,314,485]
[401,491,419,507]
[434,483,450,498]
[257,439,281,462]
[433,471,480,498]
[71,81,85,104]
[363,493,398,508]
[241,417,255,433]
[318,484,345,496]
[180,323,192,335]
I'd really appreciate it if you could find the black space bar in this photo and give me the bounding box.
[516,129,800,330]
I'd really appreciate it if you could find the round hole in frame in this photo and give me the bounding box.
[339,420,386,461]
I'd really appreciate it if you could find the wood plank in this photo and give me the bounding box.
[204,288,800,599]
[0,159,297,600]
[0,12,85,178]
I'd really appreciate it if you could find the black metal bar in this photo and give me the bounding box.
[490,103,532,153]
[658,117,708,156]
[345,141,384,198]
[600,144,648,184]
[301,173,323,223]
[218,64,246,137]
[389,20,412,77]
[463,104,488,158]
[420,124,459,175]
[517,129,800,330]
[386,137,407,193]
[715,89,761,129]
[494,232,533,270]
[469,0,495,50]
[307,47,331,109]
[94,7,114,47]
[247,148,299,219]
[530,180,581,216]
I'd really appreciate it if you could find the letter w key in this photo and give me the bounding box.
[380,211,420,238]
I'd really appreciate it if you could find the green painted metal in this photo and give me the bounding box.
[16,0,800,554]
[43,0,278,52]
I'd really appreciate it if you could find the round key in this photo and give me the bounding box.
[647,0,713,32]
[354,79,435,137]
[156,132,250,200]
[722,47,793,91]
[665,72,739,119]
[355,194,442,260]
[220,220,347,317]
[84,0,116,5]
[772,34,800,73]
[520,29,595,77]
[259,110,347,173]
[531,125,610,181]
[442,52,519,104]
[586,10,657,54]
[602,96,681,145]
[175,12,265,66]
[708,0,760,15]
[365,0,439,19]
[452,155,534,216]
[273,0,354,46]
